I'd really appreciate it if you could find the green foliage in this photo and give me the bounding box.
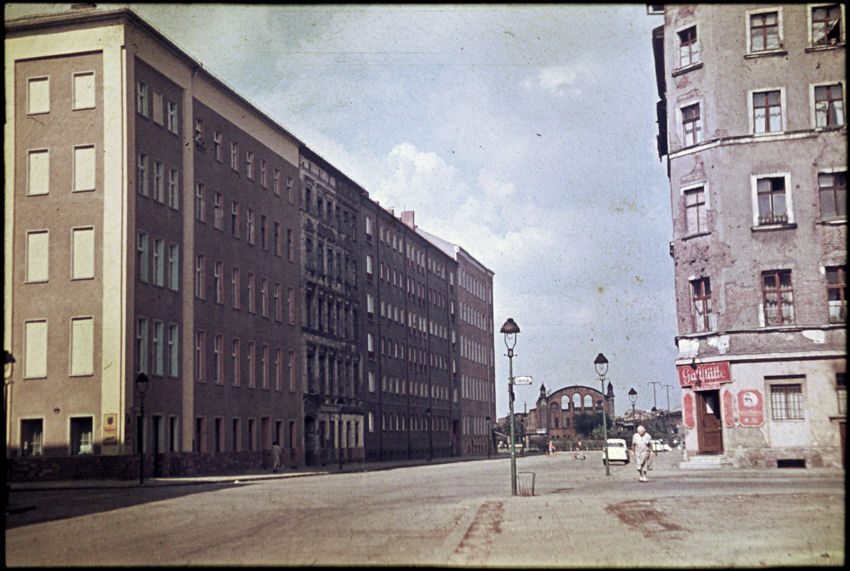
[573,412,614,437]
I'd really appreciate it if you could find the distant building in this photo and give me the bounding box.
[650,4,846,468]
[523,383,615,445]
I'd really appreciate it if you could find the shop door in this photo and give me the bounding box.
[696,390,723,454]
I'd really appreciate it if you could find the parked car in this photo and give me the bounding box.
[605,438,630,464]
[651,439,672,452]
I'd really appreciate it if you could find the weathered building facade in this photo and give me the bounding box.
[650,4,846,468]
[524,383,615,444]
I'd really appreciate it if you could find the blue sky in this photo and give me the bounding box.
[6,3,680,417]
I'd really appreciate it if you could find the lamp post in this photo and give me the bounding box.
[628,388,637,432]
[426,408,433,462]
[486,416,492,458]
[594,353,610,476]
[500,318,520,496]
[136,373,149,484]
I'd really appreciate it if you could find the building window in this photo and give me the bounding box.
[273,168,281,195]
[367,333,375,360]
[168,244,179,291]
[684,185,707,235]
[762,270,794,326]
[69,317,94,376]
[232,267,241,309]
[214,261,223,304]
[288,177,295,204]
[153,238,165,286]
[287,229,294,262]
[770,383,803,420]
[213,131,222,161]
[246,151,254,180]
[261,278,269,317]
[230,142,239,171]
[136,317,148,375]
[261,344,269,389]
[752,90,782,133]
[750,11,780,52]
[27,149,50,196]
[194,118,203,145]
[195,183,205,222]
[166,101,178,134]
[72,72,95,110]
[231,201,240,238]
[28,76,50,114]
[247,209,256,245]
[366,254,374,281]
[25,230,49,283]
[289,351,296,392]
[168,323,179,377]
[826,266,846,323]
[819,171,846,219]
[232,339,241,386]
[814,84,845,128]
[168,169,180,210]
[151,320,164,377]
[153,160,163,202]
[274,222,281,256]
[248,272,255,313]
[248,341,256,388]
[71,227,95,280]
[70,417,93,455]
[260,215,268,249]
[137,232,149,283]
[214,192,223,230]
[274,283,282,321]
[275,348,283,391]
[288,287,295,324]
[260,159,267,187]
[812,4,842,46]
[73,145,96,192]
[677,26,700,68]
[20,419,43,457]
[136,81,148,117]
[195,255,205,299]
[691,278,712,333]
[756,176,788,225]
[837,373,847,416]
[681,103,701,146]
[194,330,205,382]
[137,153,148,196]
[152,91,163,125]
[213,334,223,384]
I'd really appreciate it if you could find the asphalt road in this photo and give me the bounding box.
[5,450,845,567]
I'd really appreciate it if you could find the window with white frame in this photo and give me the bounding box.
[137,232,149,283]
[167,244,179,291]
[748,9,782,53]
[166,100,178,134]
[230,141,239,171]
[137,81,149,117]
[681,102,701,147]
[232,267,241,309]
[152,160,163,202]
[248,272,255,313]
[246,151,254,179]
[811,4,842,47]
[214,261,223,304]
[195,254,205,299]
[826,266,846,323]
[273,168,281,195]
[71,227,95,280]
[168,168,179,210]
[213,334,223,384]
[28,76,50,115]
[195,182,205,222]
[213,131,222,161]
[247,209,256,245]
[232,339,241,386]
[72,72,95,110]
[136,317,149,374]
[260,159,267,187]
[137,153,148,196]
[751,89,784,133]
[26,230,49,283]
[152,320,164,377]
[231,201,240,238]
[168,323,179,377]
[27,149,49,196]
[195,330,205,382]
[813,83,845,128]
[194,118,203,144]
[677,25,700,68]
[247,341,256,387]
[153,238,165,286]
[837,373,846,416]
[683,185,707,235]
[762,270,795,326]
[819,170,846,219]
[214,192,223,230]
[754,175,790,225]
[24,320,48,378]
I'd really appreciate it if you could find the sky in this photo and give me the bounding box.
[6,3,680,418]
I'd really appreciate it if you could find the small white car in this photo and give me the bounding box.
[604,438,630,464]
[652,439,671,452]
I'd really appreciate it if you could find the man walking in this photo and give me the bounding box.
[631,425,653,482]
[271,440,282,473]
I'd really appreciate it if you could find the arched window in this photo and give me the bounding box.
[561,395,570,410]
[584,394,593,409]
[573,393,582,409]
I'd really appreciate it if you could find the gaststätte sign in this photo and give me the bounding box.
[677,361,732,389]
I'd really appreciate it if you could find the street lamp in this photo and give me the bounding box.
[136,373,149,484]
[500,317,520,496]
[486,416,492,458]
[628,388,637,432]
[594,353,610,477]
[426,408,433,462]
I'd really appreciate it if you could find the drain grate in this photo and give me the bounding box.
[777,459,806,468]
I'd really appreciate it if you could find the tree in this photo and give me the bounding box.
[573,412,613,437]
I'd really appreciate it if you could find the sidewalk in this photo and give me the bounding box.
[7,454,502,491]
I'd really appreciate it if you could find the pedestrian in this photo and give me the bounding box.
[548,440,556,456]
[271,440,282,473]
[573,440,584,460]
[631,425,653,482]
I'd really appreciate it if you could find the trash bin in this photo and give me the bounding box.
[517,471,535,496]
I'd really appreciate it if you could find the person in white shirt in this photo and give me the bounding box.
[631,425,654,482]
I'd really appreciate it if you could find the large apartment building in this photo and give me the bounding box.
[650,4,846,468]
[4,7,496,477]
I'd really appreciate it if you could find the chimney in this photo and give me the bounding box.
[401,210,415,230]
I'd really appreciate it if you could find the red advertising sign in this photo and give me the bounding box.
[737,390,764,426]
[683,392,695,429]
[677,361,732,390]
[723,390,734,427]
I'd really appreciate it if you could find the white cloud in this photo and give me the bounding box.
[522,65,583,96]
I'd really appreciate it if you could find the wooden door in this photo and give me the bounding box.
[696,390,723,454]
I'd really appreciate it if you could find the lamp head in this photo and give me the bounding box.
[136,373,150,395]
[594,353,609,377]
[500,318,520,350]
[628,387,637,404]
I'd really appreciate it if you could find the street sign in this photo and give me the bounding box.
[513,375,533,385]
